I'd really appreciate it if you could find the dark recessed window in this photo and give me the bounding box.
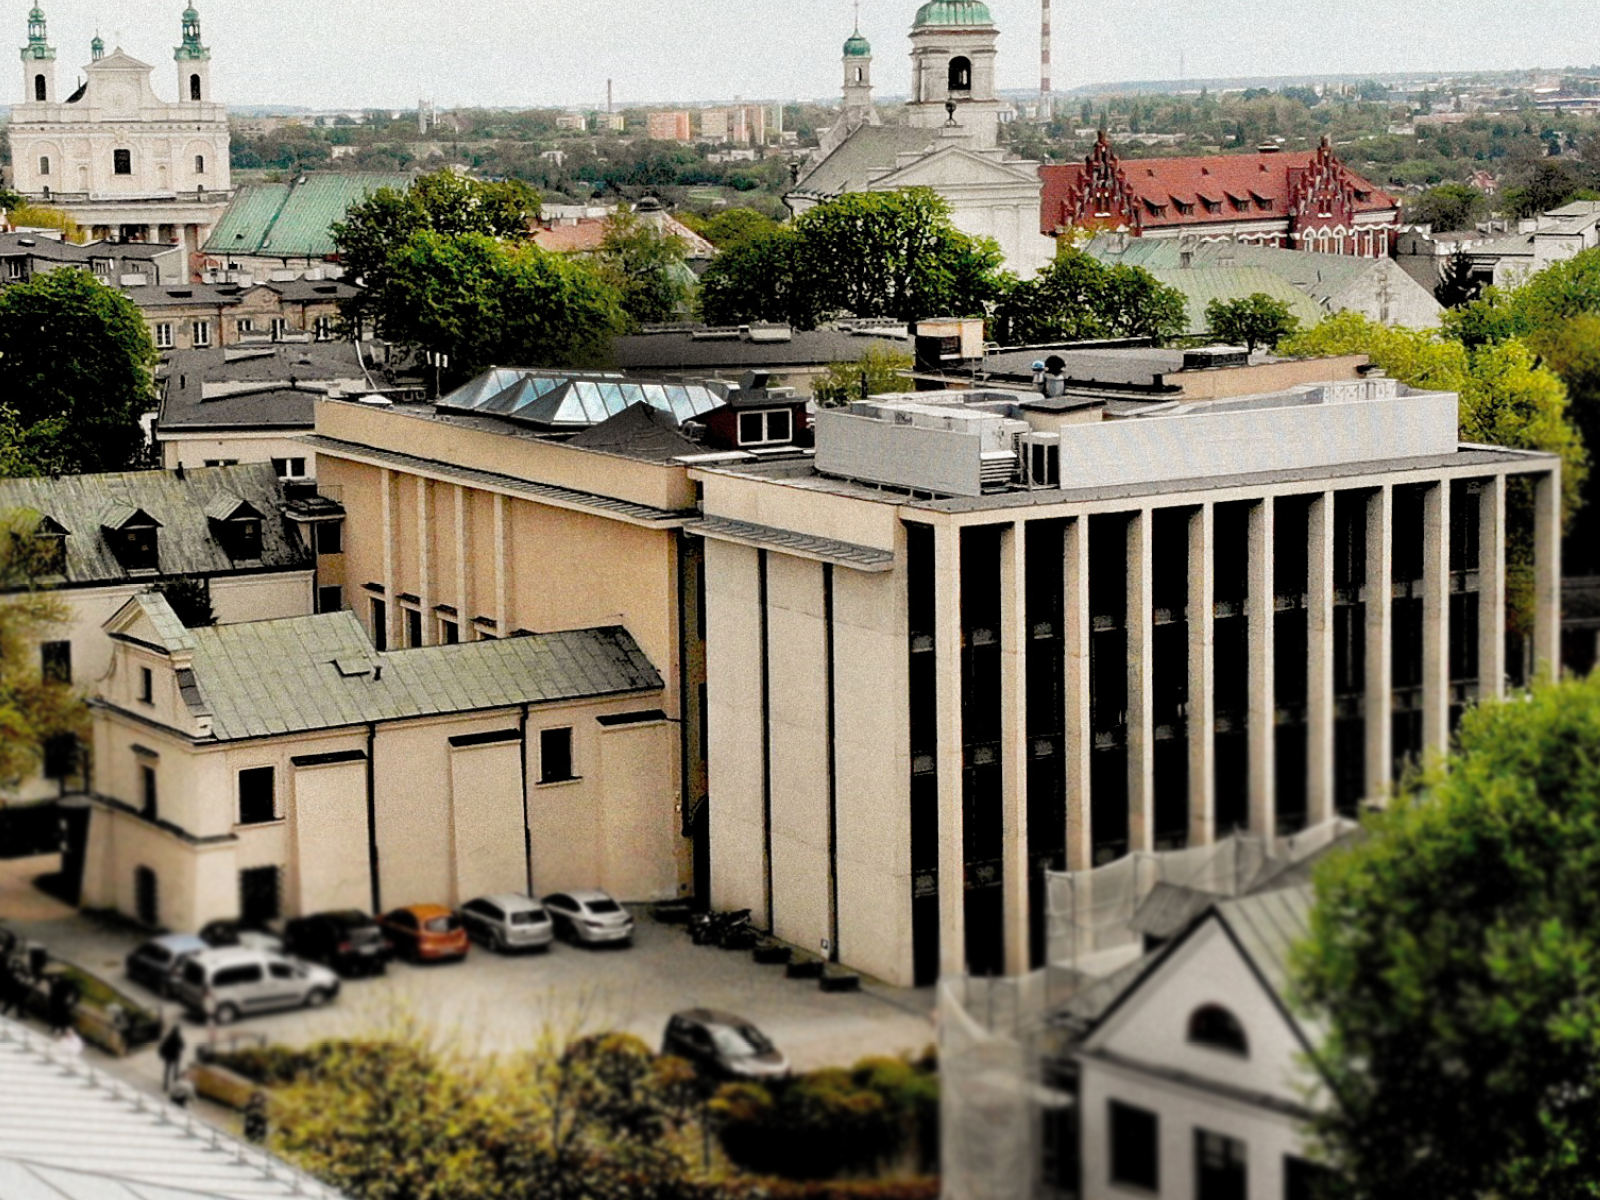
[138,666,153,704]
[40,641,71,684]
[1109,1100,1159,1192]
[113,148,132,175]
[539,727,574,783]
[370,598,387,650]
[140,763,158,820]
[405,607,423,648]
[1188,1004,1250,1056]
[317,585,343,614]
[238,767,276,825]
[315,522,342,555]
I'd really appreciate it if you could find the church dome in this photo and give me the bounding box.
[911,0,993,27]
[843,30,871,56]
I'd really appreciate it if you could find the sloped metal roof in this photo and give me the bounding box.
[1215,885,1313,1008]
[436,368,724,429]
[203,173,413,259]
[0,465,310,591]
[0,1017,343,1199]
[129,594,663,741]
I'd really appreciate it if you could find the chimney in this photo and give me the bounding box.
[174,462,185,480]
[373,664,382,682]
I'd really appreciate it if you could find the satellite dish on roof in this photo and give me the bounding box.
[357,394,392,407]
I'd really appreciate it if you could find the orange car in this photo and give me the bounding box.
[379,904,469,963]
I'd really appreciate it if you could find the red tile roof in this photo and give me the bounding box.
[1040,135,1399,237]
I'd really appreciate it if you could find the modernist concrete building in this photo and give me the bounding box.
[8,6,231,252]
[690,377,1561,987]
[83,592,670,934]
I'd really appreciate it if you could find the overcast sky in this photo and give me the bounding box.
[21,0,1595,110]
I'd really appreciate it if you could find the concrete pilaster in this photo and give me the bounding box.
[1479,476,1506,700]
[1365,486,1393,801]
[1306,492,1336,826]
[415,477,431,645]
[492,493,509,634]
[1064,517,1092,871]
[933,522,967,976]
[453,485,469,623]
[1533,471,1563,679]
[1126,510,1155,854]
[1000,524,1030,976]
[1187,505,1216,846]
[1421,482,1451,757]
[379,467,397,648]
[1247,499,1275,834]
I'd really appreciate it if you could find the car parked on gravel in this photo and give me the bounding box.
[458,894,554,953]
[198,920,284,954]
[125,933,208,998]
[172,948,339,1024]
[380,904,469,963]
[282,910,388,978]
[662,1009,789,1082]
[542,890,634,946]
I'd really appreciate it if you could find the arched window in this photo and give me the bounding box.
[38,156,50,176]
[1187,1005,1249,1055]
[854,67,864,83]
[33,74,46,102]
[948,56,972,92]
[195,154,206,175]
[190,73,202,101]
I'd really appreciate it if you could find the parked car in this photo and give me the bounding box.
[172,947,339,1024]
[125,933,209,998]
[543,890,635,946]
[662,1009,789,1082]
[198,920,284,955]
[458,894,554,953]
[282,910,388,978]
[379,904,469,963]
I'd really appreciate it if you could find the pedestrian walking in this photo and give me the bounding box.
[159,1023,186,1092]
[46,975,80,1037]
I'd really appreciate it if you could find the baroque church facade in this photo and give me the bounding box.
[788,0,1056,277]
[9,5,231,253]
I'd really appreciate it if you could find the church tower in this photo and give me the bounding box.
[841,25,880,127]
[19,5,57,105]
[175,5,210,103]
[905,0,1002,147]
[91,34,105,62]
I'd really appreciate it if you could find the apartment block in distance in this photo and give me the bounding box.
[690,375,1561,988]
[646,111,693,142]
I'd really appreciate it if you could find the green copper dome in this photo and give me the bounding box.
[911,0,993,27]
[843,30,871,56]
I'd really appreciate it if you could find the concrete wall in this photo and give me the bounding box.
[159,433,315,475]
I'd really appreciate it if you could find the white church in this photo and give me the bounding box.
[788,0,1054,276]
[8,5,231,253]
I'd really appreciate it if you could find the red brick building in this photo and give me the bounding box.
[1040,133,1401,258]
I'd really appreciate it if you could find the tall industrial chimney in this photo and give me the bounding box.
[1040,0,1053,119]
[607,78,614,114]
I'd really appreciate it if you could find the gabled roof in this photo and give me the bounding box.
[204,173,413,259]
[565,401,701,463]
[117,593,663,741]
[791,124,941,199]
[0,465,310,590]
[0,1017,344,1198]
[202,494,262,523]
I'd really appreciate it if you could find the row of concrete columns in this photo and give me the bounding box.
[930,472,1560,977]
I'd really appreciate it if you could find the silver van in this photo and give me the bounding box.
[173,947,340,1024]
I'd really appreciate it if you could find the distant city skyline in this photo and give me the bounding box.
[12,0,1594,111]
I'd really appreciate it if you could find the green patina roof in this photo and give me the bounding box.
[843,30,871,56]
[912,0,993,27]
[204,172,413,259]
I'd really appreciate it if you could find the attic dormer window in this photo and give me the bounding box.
[737,409,793,446]
[34,529,66,575]
[101,504,161,572]
[205,495,265,560]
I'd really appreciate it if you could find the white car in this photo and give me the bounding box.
[457,894,555,953]
[542,890,634,946]
[171,947,340,1024]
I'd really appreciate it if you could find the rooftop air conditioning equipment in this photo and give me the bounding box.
[1019,432,1060,490]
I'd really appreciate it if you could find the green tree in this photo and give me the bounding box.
[992,247,1188,345]
[149,578,215,629]
[1433,249,1483,309]
[372,231,622,387]
[0,269,157,474]
[811,345,915,407]
[1294,673,1600,1200]
[333,170,542,332]
[594,206,692,328]
[0,512,89,793]
[1204,292,1301,353]
[678,206,781,249]
[697,189,1006,330]
[1403,182,1485,232]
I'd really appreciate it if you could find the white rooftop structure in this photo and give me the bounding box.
[0,1017,344,1200]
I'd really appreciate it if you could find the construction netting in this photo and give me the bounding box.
[939,818,1358,1200]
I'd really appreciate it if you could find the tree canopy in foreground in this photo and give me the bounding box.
[991,245,1188,346]
[1295,672,1600,1199]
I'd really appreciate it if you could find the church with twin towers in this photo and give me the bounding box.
[9,4,231,252]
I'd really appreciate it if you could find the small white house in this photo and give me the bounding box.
[1075,887,1333,1200]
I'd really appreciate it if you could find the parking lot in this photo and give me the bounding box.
[0,856,935,1083]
